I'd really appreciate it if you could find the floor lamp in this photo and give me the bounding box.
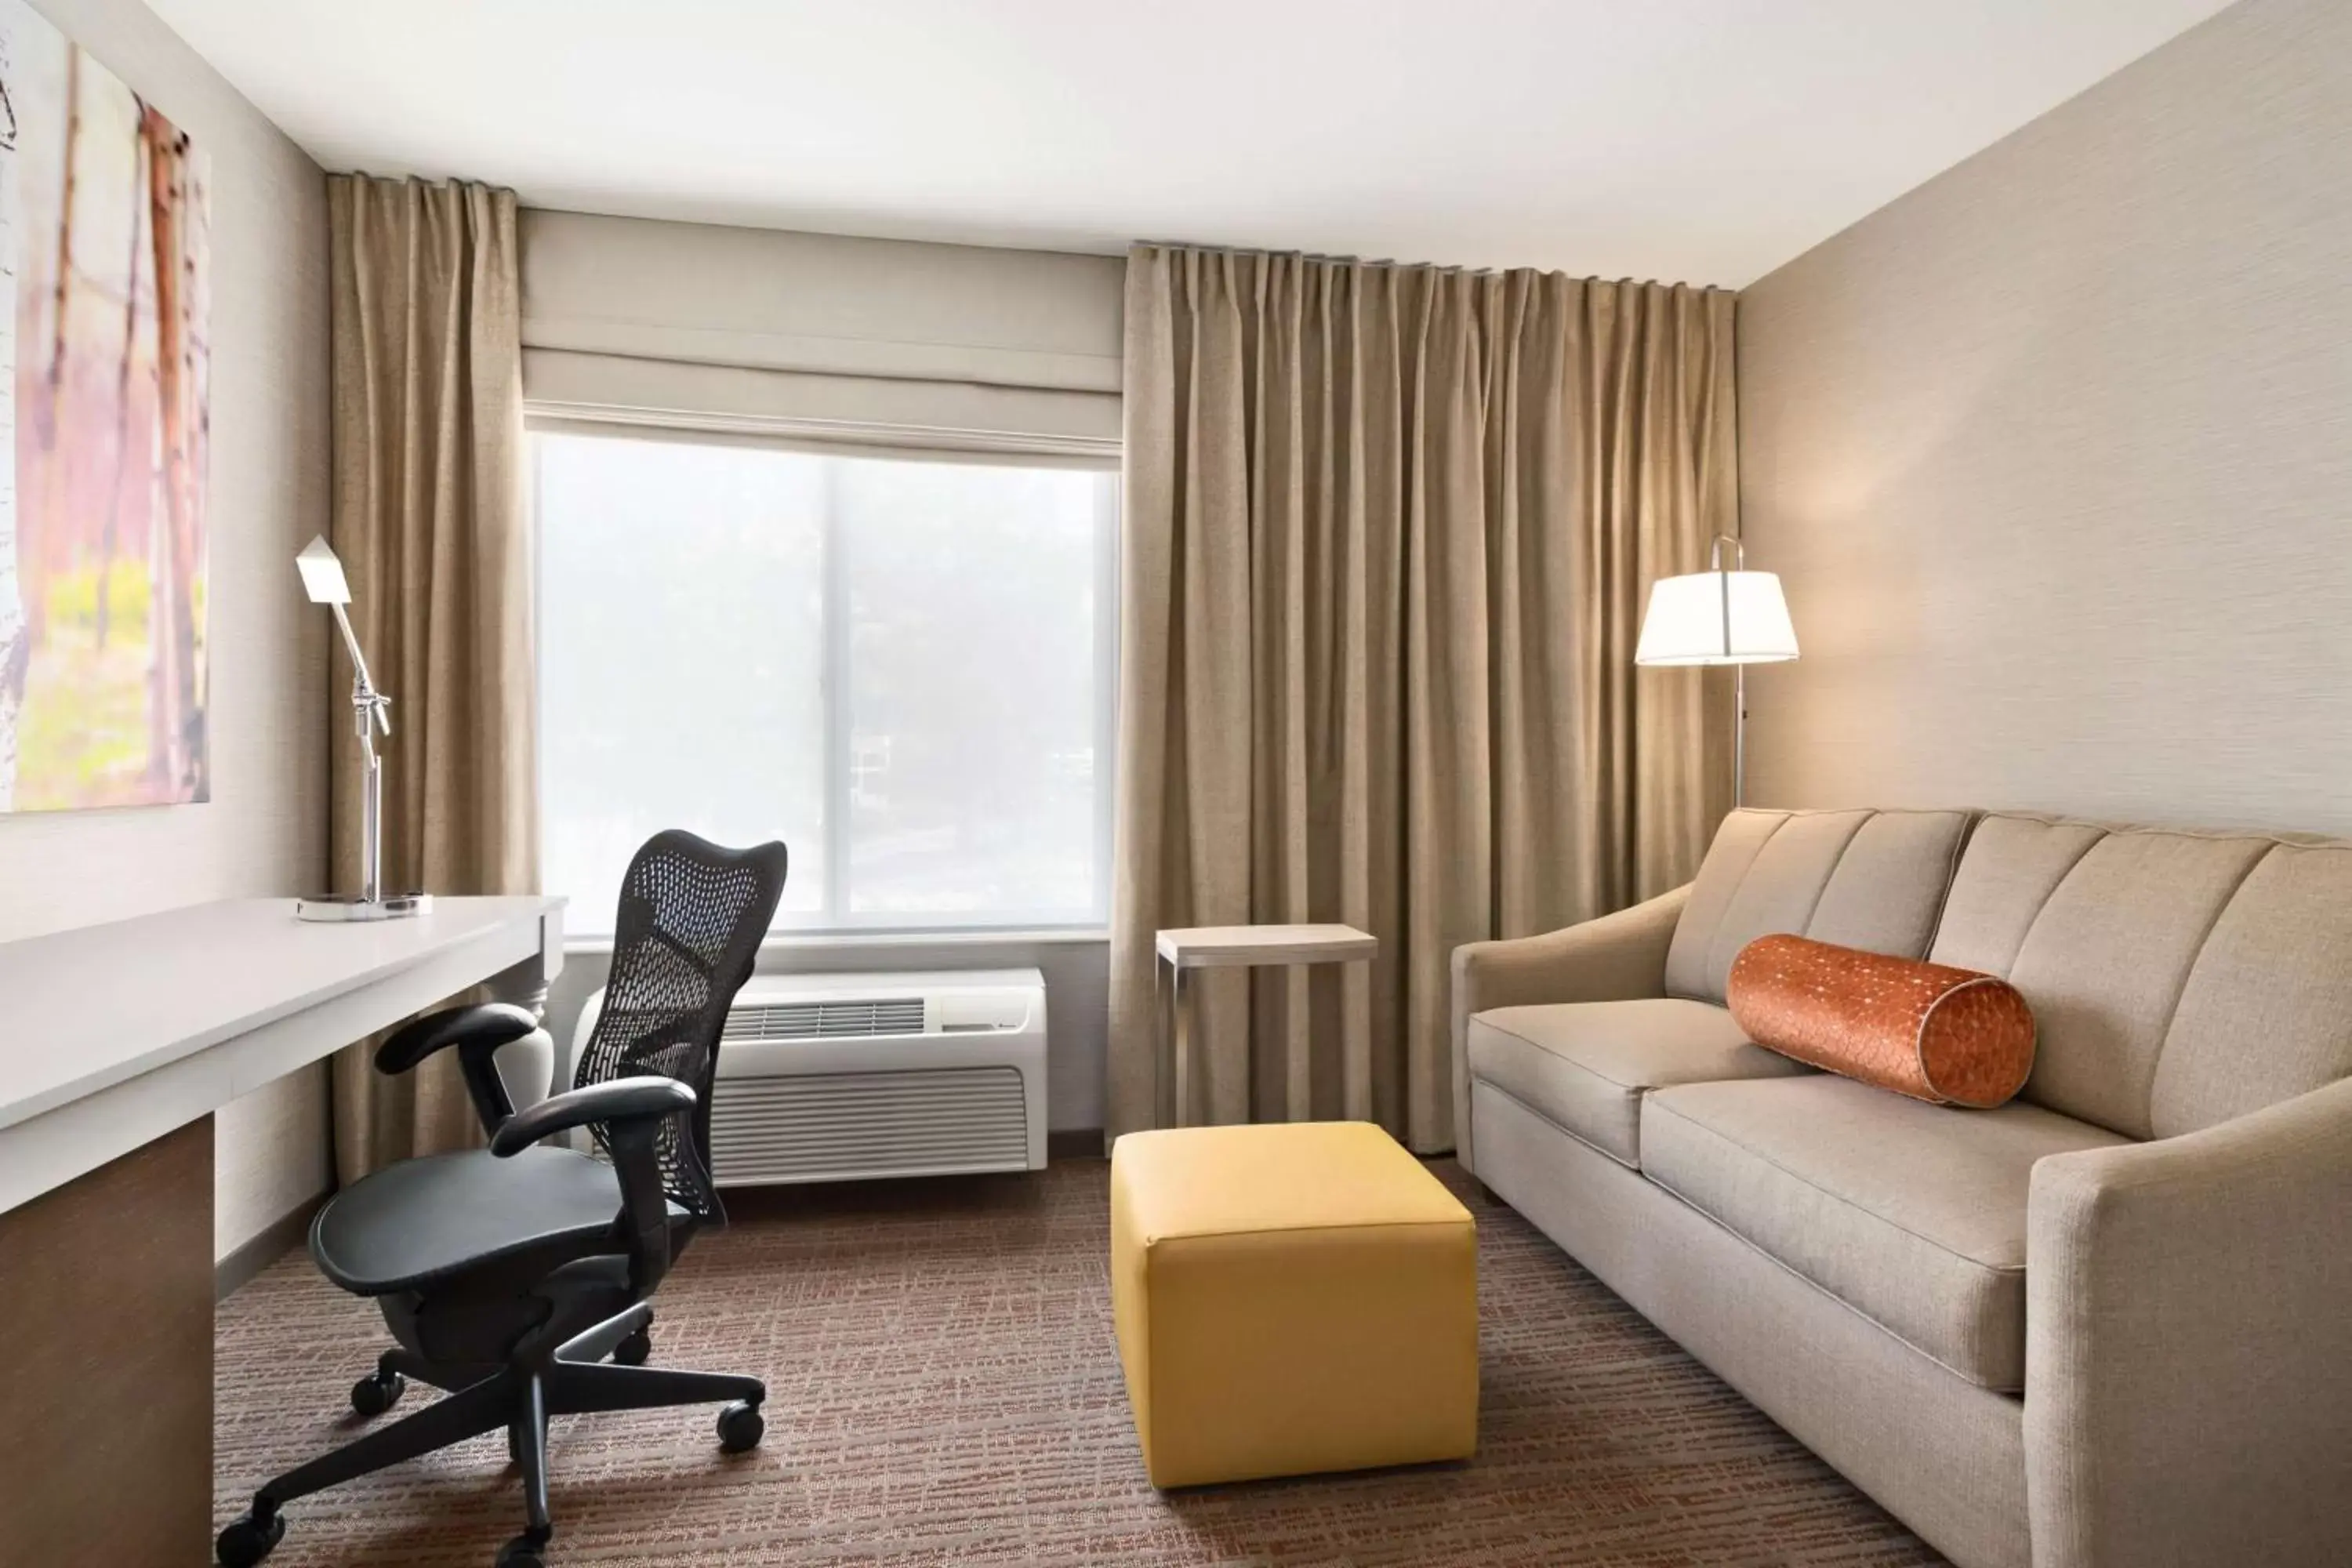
[1633,534,1798,807]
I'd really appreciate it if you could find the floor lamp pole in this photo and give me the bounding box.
[1733,662,1746,808]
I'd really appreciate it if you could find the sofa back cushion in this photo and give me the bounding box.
[1664,808,1975,1005]
[1929,813,2352,1139]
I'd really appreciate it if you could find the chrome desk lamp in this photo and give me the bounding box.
[295,535,430,921]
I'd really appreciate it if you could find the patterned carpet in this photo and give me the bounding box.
[215,1159,1945,1566]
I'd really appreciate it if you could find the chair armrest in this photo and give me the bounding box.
[2025,1076,2352,1568]
[1448,884,1690,1171]
[494,1076,699,1294]
[376,1001,542,1136]
[488,1076,696,1156]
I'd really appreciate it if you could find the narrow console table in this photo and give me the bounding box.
[0,895,564,1565]
[1153,924,1377,1127]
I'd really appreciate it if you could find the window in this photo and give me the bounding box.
[535,428,1117,938]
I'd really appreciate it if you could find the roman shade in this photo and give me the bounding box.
[518,210,1123,452]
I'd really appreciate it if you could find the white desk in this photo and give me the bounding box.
[0,895,563,1563]
[0,896,563,1214]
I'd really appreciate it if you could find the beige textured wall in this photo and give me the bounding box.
[1738,0,2352,834]
[0,0,330,1258]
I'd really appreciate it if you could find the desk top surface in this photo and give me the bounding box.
[0,896,560,1134]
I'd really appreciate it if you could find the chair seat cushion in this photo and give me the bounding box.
[1640,1076,2131,1390]
[1466,998,1813,1167]
[310,1145,688,1295]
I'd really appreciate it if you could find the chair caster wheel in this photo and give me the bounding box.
[495,1534,548,1568]
[612,1327,652,1367]
[216,1509,285,1566]
[717,1399,765,1454]
[350,1370,406,1417]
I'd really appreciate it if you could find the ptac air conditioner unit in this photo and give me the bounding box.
[574,968,1047,1186]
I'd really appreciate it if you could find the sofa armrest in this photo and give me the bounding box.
[2025,1076,2352,1568]
[1447,884,1690,1172]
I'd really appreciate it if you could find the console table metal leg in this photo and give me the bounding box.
[1152,953,1169,1129]
[1172,963,1194,1129]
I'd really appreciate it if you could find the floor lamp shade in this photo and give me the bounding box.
[1634,569,1799,666]
[1634,547,1798,809]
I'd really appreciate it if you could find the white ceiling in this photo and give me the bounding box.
[148,0,2234,288]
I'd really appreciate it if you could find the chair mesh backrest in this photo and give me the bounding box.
[573,830,788,1221]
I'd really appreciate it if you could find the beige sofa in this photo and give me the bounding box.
[1451,808,2352,1568]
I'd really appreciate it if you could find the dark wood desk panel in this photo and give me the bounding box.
[0,1116,212,1564]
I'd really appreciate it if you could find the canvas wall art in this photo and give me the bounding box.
[0,0,211,812]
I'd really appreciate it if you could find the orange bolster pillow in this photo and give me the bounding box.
[1726,935,2037,1108]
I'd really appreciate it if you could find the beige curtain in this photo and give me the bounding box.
[326,176,535,1181]
[1109,245,1737,1150]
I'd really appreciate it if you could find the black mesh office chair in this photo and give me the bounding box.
[216,831,789,1568]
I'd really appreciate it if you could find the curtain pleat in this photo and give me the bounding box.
[325,176,535,1181]
[1109,245,1736,1152]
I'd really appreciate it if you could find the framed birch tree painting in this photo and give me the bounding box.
[0,0,211,812]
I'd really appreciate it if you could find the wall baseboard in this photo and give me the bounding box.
[214,1192,325,1303]
[1047,1129,1105,1161]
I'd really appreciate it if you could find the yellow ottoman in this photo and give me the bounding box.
[1109,1121,1478,1488]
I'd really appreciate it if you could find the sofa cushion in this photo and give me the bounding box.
[1929,813,2352,1140]
[1466,999,1811,1167]
[1961,825,2267,1138]
[2153,841,2352,1137]
[1922,814,2105,975]
[1664,808,1974,1005]
[1640,1076,2131,1391]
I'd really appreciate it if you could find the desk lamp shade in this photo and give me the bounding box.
[296,534,351,605]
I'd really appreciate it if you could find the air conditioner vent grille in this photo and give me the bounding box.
[709,1066,1029,1185]
[722,998,926,1041]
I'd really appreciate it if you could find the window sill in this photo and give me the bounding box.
[562,927,1112,957]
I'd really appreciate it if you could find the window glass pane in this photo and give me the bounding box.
[539,433,828,934]
[836,459,1107,922]
[536,429,1114,937]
